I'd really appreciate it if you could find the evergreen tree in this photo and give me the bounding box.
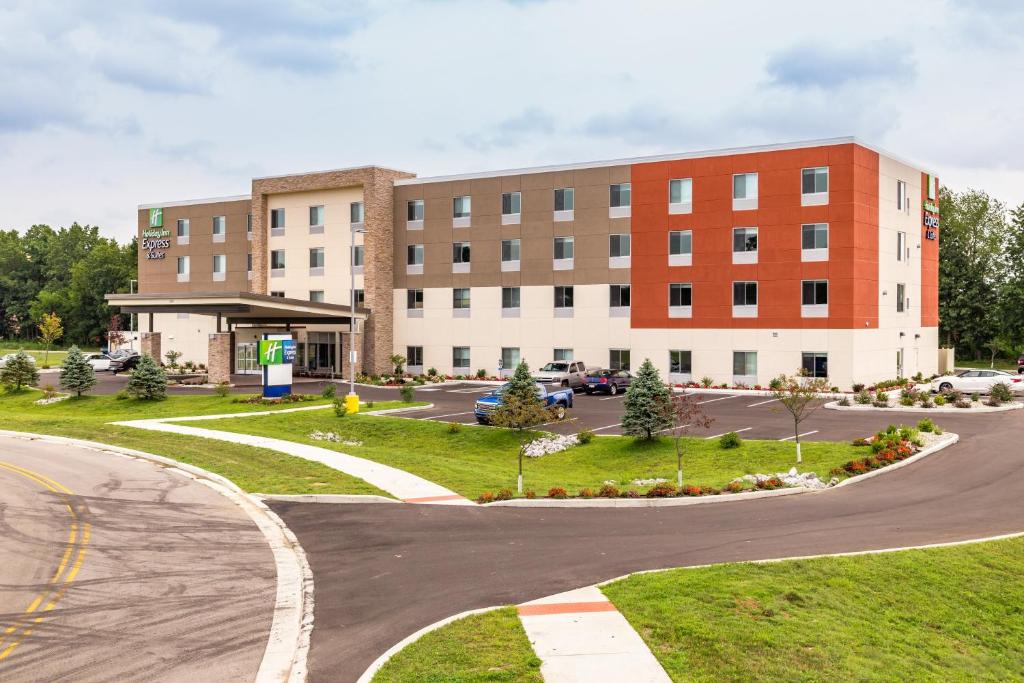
[489,361,553,493]
[126,354,167,400]
[621,358,672,440]
[59,345,96,398]
[0,350,39,391]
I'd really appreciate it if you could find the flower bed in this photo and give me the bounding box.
[828,385,1021,412]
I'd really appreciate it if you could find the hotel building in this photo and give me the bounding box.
[108,137,941,390]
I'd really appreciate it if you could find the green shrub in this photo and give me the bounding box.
[719,431,742,449]
[917,418,936,433]
[899,396,915,406]
[838,396,851,406]
[426,367,438,377]
[646,481,677,497]
[214,382,231,397]
[768,377,783,391]
[366,400,375,409]
[598,483,619,498]
[971,392,981,402]
[476,369,488,379]
[547,487,568,499]
[125,355,167,400]
[321,383,337,398]
[934,395,947,406]
[577,429,594,444]
[700,376,714,388]
[852,383,865,392]
[855,390,872,405]
[447,422,462,434]
[400,385,415,403]
[955,398,972,409]
[990,382,1013,403]
[332,397,349,417]
[495,488,514,501]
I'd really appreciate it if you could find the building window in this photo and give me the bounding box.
[733,173,758,200]
[176,255,189,278]
[926,174,936,200]
[270,249,286,270]
[309,290,325,303]
[353,288,365,307]
[733,281,758,307]
[609,234,631,258]
[609,349,631,371]
[213,215,226,241]
[350,201,364,225]
[610,183,631,208]
[453,242,471,264]
[353,245,365,267]
[246,253,252,272]
[897,180,908,211]
[247,213,252,234]
[733,227,758,253]
[309,205,324,228]
[802,223,829,249]
[270,209,284,230]
[309,247,325,269]
[669,230,693,266]
[669,283,692,317]
[407,199,424,222]
[801,167,829,194]
[212,254,226,281]
[453,196,471,218]
[406,346,423,368]
[609,284,631,308]
[407,289,424,310]
[554,286,574,309]
[554,188,574,211]
[801,352,828,378]
[669,350,692,375]
[553,348,573,361]
[553,236,574,260]
[270,291,285,298]
[897,283,906,312]
[501,239,520,262]
[502,286,520,309]
[669,178,692,206]
[802,280,829,305]
[407,244,424,265]
[733,351,757,378]
[501,347,520,372]
[897,231,907,262]
[453,287,471,309]
[502,191,521,215]
[453,346,470,370]
[176,218,189,238]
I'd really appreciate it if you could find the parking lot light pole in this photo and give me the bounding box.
[347,224,366,414]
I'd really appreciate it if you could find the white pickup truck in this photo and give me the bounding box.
[532,360,592,390]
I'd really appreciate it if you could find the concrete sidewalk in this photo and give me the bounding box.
[517,585,670,682]
[113,417,474,505]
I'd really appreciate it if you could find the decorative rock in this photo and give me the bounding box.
[522,434,579,458]
[631,477,668,486]
[308,430,363,447]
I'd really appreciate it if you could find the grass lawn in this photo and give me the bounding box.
[955,358,1020,372]
[0,387,406,496]
[372,607,541,683]
[177,410,864,499]
[603,537,1024,682]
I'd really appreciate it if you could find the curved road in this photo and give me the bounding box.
[270,408,1024,682]
[0,436,277,682]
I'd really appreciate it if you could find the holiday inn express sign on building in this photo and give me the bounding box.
[258,339,296,365]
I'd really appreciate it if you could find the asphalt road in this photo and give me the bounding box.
[0,436,277,683]
[270,404,1024,682]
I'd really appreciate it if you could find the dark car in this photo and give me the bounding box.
[109,350,141,374]
[584,369,633,395]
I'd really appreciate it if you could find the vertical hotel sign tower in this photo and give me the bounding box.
[142,207,170,260]
[259,333,296,397]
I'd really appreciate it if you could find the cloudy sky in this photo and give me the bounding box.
[2,0,1023,241]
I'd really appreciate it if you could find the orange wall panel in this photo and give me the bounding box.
[921,172,940,327]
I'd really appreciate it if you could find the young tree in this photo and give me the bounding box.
[126,354,168,400]
[668,392,714,490]
[59,345,96,398]
[37,312,63,365]
[769,372,831,464]
[165,349,183,369]
[107,314,127,350]
[489,360,553,493]
[1,350,39,391]
[621,358,672,440]
[390,354,406,376]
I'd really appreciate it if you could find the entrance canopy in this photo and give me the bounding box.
[105,291,368,326]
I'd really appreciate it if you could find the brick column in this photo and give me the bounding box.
[362,169,396,375]
[338,330,364,380]
[140,332,161,362]
[208,332,234,385]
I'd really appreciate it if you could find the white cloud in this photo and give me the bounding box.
[0,0,1023,241]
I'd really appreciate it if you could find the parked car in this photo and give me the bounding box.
[930,369,1024,394]
[109,350,141,374]
[84,353,113,371]
[0,353,36,368]
[1018,354,1024,374]
[531,360,593,389]
[584,369,633,395]
[474,382,574,424]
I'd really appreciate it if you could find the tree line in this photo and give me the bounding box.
[0,224,137,346]
[939,188,1024,361]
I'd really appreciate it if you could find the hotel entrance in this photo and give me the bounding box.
[235,341,259,374]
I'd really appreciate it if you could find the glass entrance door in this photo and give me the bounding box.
[235,342,259,374]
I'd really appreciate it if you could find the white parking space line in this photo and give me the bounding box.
[653,423,689,435]
[447,387,494,394]
[416,388,441,392]
[590,423,623,432]
[426,411,476,419]
[697,395,741,404]
[704,427,752,440]
[598,394,625,401]
[747,398,778,407]
[779,430,819,441]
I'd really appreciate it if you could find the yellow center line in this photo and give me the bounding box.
[0,461,89,663]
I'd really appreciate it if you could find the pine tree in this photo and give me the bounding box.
[126,354,168,400]
[0,350,39,391]
[489,360,553,493]
[620,358,672,440]
[59,345,96,398]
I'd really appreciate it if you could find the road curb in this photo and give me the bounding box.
[256,493,400,504]
[0,429,313,683]
[824,400,1023,413]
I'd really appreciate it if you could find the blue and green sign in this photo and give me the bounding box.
[258,339,296,365]
[149,207,163,228]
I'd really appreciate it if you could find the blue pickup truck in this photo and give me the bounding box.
[474,382,574,424]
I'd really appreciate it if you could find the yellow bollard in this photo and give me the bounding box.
[345,393,360,414]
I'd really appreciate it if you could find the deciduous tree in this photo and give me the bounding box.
[37,312,63,366]
[489,361,553,493]
[769,372,831,464]
[668,392,714,490]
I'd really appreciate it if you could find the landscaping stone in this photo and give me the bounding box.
[309,430,363,447]
[631,477,668,486]
[733,469,830,490]
[522,434,579,458]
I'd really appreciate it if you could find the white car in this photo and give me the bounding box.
[84,353,112,371]
[930,369,1024,394]
[0,353,36,367]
